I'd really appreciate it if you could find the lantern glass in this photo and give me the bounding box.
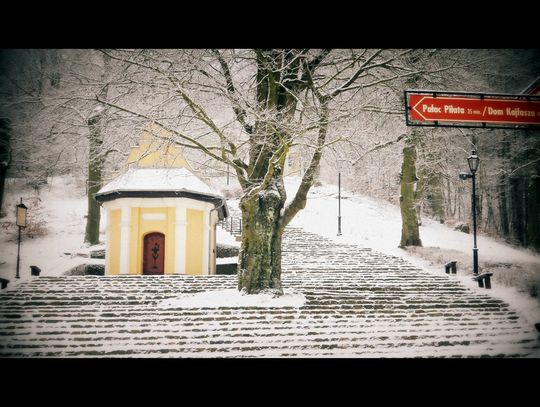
[467,151,480,173]
[16,204,27,228]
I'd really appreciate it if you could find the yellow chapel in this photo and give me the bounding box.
[95,123,228,276]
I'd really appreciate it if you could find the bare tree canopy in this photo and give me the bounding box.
[2,48,539,294]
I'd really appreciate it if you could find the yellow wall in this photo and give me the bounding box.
[104,124,217,276]
[129,208,140,275]
[106,203,209,276]
[131,207,176,275]
[166,207,176,274]
[126,124,189,169]
[107,209,121,275]
[186,208,204,275]
[285,150,303,177]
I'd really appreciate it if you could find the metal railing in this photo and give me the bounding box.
[219,215,242,237]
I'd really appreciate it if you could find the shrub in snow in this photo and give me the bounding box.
[216,263,238,275]
[216,243,239,258]
[28,177,48,193]
[64,263,104,276]
[1,196,48,242]
[90,249,105,259]
[454,223,470,234]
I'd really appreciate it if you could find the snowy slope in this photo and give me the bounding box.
[282,177,540,264]
[280,177,540,326]
[0,177,105,284]
[1,175,539,326]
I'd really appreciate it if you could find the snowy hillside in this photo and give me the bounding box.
[0,177,105,282]
[1,175,539,325]
[281,177,540,325]
[0,176,238,283]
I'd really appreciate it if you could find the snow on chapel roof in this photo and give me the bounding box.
[95,168,228,220]
[97,167,217,196]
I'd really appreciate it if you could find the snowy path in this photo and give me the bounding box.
[1,226,539,357]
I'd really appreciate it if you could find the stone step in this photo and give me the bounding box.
[1,223,537,357]
[2,336,538,358]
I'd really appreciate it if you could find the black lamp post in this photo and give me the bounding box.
[468,150,480,276]
[337,170,342,236]
[460,150,480,276]
[15,198,28,279]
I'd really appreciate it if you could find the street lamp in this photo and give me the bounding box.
[468,150,480,175]
[337,168,341,236]
[459,150,480,276]
[15,198,28,279]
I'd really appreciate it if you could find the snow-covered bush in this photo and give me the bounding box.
[1,196,48,242]
[216,243,239,258]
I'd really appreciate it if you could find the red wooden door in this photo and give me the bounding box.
[143,233,165,275]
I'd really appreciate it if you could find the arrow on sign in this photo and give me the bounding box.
[407,93,540,126]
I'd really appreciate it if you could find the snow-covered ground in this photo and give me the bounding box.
[159,288,305,308]
[0,177,105,284]
[0,176,239,285]
[1,175,539,326]
[281,177,540,326]
[279,177,540,264]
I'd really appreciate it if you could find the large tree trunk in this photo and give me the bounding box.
[84,114,104,245]
[524,135,540,252]
[509,177,525,246]
[527,175,540,252]
[498,173,510,238]
[84,53,109,245]
[399,142,422,248]
[430,177,445,224]
[238,177,286,294]
[234,50,323,295]
[417,167,446,223]
[0,118,10,216]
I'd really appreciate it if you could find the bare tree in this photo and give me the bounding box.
[0,49,133,244]
[0,118,10,215]
[87,48,458,294]
[399,133,422,248]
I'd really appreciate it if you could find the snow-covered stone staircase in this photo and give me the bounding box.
[218,210,242,239]
[1,226,539,357]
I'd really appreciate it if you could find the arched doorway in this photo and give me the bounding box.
[143,232,165,275]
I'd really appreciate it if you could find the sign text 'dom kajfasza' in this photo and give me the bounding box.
[405,91,540,128]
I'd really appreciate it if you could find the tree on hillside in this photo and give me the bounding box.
[399,131,422,248]
[0,49,87,186]
[84,52,112,245]
[0,118,11,215]
[344,50,484,248]
[341,50,540,253]
[88,48,459,294]
[0,49,134,245]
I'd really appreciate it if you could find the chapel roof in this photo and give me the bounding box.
[95,167,228,219]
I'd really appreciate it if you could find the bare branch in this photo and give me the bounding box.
[211,49,254,134]
[351,133,408,166]
[281,97,330,231]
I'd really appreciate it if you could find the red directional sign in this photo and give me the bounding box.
[406,91,540,128]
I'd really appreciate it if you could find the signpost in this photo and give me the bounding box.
[405,90,540,129]
[404,88,540,289]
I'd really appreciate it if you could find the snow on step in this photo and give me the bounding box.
[0,227,539,358]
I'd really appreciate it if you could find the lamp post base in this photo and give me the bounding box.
[473,247,479,275]
[16,226,21,279]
